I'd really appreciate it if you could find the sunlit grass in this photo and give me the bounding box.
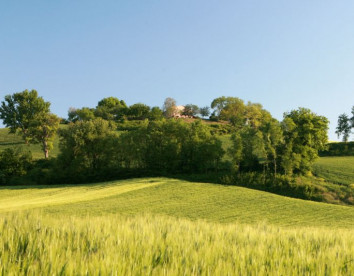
[1,212,353,275]
[1,178,354,228]
[314,156,354,186]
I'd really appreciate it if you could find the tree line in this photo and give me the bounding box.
[336,106,354,142]
[0,89,330,186]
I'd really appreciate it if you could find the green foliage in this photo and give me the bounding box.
[67,107,96,122]
[148,106,163,120]
[162,97,177,118]
[0,89,50,142]
[226,103,283,174]
[0,147,32,184]
[95,97,128,121]
[182,104,199,117]
[127,103,150,120]
[206,123,233,135]
[336,113,352,142]
[0,90,60,158]
[0,127,62,160]
[116,119,149,131]
[57,119,119,181]
[28,113,61,158]
[199,106,210,118]
[319,141,354,156]
[118,120,224,173]
[281,108,329,175]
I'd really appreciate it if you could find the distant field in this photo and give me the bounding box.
[1,178,354,274]
[1,178,353,228]
[313,156,354,186]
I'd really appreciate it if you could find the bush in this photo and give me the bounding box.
[220,172,324,201]
[319,142,354,156]
[0,147,32,185]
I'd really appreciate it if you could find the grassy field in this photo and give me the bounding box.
[1,178,354,227]
[1,178,354,274]
[2,213,354,275]
[313,156,354,186]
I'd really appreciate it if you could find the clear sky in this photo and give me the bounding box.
[1,0,353,141]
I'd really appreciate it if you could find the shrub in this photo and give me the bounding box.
[0,147,32,185]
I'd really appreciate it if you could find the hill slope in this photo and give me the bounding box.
[313,156,354,185]
[1,177,353,228]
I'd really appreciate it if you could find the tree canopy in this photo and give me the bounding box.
[0,89,60,158]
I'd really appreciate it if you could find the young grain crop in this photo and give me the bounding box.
[0,213,353,275]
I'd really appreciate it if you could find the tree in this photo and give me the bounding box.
[0,147,32,184]
[199,106,210,118]
[182,104,199,117]
[228,107,283,175]
[281,108,329,175]
[68,107,96,122]
[58,119,119,177]
[95,97,127,121]
[0,89,50,143]
[162,97,177,118]
[127,103,150,120]
[211,96,228,117]
[0,89,60,158]
[336,113,352,142]
[148,106,163,120]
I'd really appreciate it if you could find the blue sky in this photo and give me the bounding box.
[1,0,353,140]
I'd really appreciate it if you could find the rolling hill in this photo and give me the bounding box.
[1,178,354,275]
[1,177,353,228]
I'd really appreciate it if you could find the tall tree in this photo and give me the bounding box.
[199,106,210,118]
[0,89,50,143]
[335,113,351,142]
[183,104,199,117]
[0,89,60,158]
[162,97,177,118]
[281,108,329,175]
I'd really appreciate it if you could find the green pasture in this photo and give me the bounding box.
[313,156,354,186]
[1,178,353,228]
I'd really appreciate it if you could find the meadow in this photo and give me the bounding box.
[1,178,354,274]
[313,156,354,186]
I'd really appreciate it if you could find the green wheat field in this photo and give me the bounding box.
[1,176,354,275]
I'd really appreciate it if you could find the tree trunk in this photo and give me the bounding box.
[43,140,49,159]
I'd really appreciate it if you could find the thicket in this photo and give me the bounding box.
[53,119,224,183]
